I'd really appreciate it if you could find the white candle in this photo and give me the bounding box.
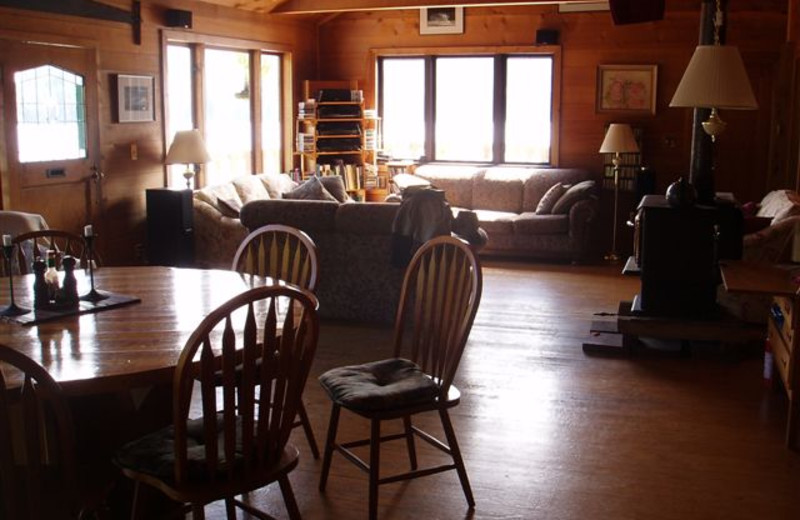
[84,225,93,237]
[2,235,10,247]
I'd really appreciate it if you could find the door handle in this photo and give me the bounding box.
[90,165,105,209]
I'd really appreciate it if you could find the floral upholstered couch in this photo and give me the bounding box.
[194,173,409,324]
[413,165,598,262]
[718,189,800,323]
[192,172,297,270]
[240,199,407,324]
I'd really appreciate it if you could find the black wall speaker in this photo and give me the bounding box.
[146,189,194,267]
[609,0,664,25]
[165,9,192,29]
[535,29,559,45]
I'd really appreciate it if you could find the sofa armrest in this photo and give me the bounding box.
[742,215,800,263]
[567,197,598,241]
[193,199,248,269]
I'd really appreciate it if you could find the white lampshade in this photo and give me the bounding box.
[599,123,640,154]
[165,129,211,165]
[669,45,758,110]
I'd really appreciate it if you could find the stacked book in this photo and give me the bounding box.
[296,132,315,152]
[298,99,317,119]
[364,129,377,151]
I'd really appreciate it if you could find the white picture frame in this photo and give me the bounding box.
[420,7,464,35]
[116,74,154,123]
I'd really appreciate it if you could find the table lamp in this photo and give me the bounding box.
[165,129,211,189]
[599,123,640,263]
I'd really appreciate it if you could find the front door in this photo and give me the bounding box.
[0,38,102,238]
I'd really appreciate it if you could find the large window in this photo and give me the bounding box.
[379,53,555,164]
[203,48,252,186]
[164,37,286,188]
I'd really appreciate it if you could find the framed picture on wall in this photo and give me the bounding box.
[116,74,154,123]
[596,64,658,115]
[420,7,464,35]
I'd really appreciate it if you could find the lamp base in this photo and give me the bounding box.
[183,170,195,190]
[1,302,29,317]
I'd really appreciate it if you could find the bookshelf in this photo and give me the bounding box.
[295,80,380,201]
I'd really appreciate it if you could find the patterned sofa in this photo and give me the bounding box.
[192,172,297,270]
[240,199,406,324]
[193,167,597,323]
[414,165,598,262]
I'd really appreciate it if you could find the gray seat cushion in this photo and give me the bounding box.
[319,358,439,412]
[115,413,243,482]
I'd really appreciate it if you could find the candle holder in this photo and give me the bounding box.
[79,234,108,303]
[1,244,29,317]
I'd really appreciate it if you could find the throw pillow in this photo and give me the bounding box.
[319,175,351,203]
[217,197,242,218]
[282,176,339,202]
[535,183,567,215]
[552,180,596,214]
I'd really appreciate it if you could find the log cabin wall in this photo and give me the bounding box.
[0,0,316,265]
[316,2,787,204]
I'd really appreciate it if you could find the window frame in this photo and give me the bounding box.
[160,30,293,188]
[372,45,561,166]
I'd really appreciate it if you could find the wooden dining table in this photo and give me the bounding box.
[0,265,267,396]
[0,265,286,473]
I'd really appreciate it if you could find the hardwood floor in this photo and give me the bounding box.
[203,259,800,519]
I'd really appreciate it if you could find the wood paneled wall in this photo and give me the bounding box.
[0,0,316,265]
[317,2,787,203]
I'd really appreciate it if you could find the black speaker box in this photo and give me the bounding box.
[146,189,194,267]
[609,0,664,25]
[165,9,192,29]
[535,29,559,46]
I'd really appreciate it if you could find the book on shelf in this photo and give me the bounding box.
[297,132,315,152]
[364,129,377,151]
[298,99,317,119]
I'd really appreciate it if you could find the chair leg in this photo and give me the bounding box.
[319,402,341,492]
[439,408,475,508]
[225,498,236,519]
[297,401,320,459]
[368,419,381,520]
[129,481,141,520]
[279,474,302,520]
[402,415,418,470]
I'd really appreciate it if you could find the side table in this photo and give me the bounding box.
[719,260,799,450]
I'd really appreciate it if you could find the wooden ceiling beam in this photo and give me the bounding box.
[270,0,583,15]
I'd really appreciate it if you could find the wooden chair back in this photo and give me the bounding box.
[12,230,88,274]
[232,224,319,291]
[392,235,483,395]
[172,285,319,486]
[0,344,78,520]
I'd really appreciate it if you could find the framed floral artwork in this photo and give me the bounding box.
[596,65,657,114]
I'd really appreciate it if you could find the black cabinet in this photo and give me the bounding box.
[146,189,194,267]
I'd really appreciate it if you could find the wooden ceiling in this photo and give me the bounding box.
[199,0,591,15]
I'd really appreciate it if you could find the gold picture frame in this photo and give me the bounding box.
[116,74,154,123]
[596,64,657,115]
[420,7,464,35]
